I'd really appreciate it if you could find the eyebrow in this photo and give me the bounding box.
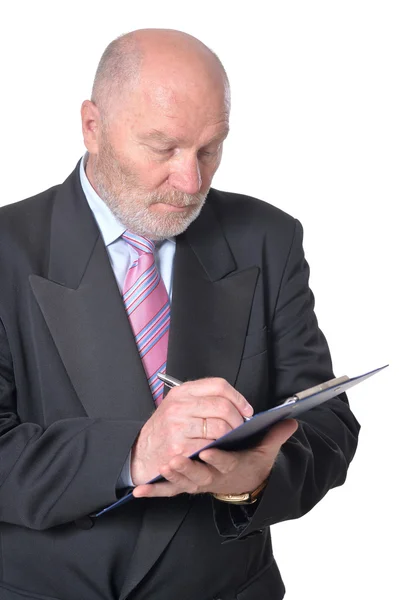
[139,127,230,146]
[139,130,181,145]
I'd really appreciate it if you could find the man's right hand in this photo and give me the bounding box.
[130,377,254,485]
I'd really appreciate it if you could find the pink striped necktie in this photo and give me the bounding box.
[122,232,170,406]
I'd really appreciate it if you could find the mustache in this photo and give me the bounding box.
[145,189,206,207]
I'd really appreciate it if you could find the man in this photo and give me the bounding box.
[0,29,359,600]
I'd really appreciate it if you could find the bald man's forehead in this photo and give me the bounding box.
[137,126,230,147]
[139,75,229,113]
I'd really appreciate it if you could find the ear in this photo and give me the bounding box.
[81,100,101,154]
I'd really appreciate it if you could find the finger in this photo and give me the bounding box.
[163,391,245,430]
[132,480,181,498]
[192,395,248,429]
[183,378,253,419]
[168,455,215,488]
[165,437,216,460]
[185,417,233,440]
[259,419,298,452]
[133,458,211,497]
[198,448,239,475]
[132,463,190,498]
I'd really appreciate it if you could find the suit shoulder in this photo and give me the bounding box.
[0,184,59,236]
[0,184,59,220]
[0,185,61,270]
[208,188,298,235]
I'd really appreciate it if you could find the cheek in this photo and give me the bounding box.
[121,152,170,190]
[200,160,220,188]
[144,165,170,191]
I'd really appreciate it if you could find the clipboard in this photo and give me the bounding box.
[94,364,387,517]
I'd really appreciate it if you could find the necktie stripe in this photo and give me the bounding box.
[139,320,170,358]
[136,302,170,343]
[146,350,169,381]
[125,271,160,316]
[137,316,170,353]
[150,378,164,395]
[153,387,164,403]
[148,361,167,385]
[123,233,154,253]
[123,264,157,304]
[122,232,170,407]
[127,276,161,317]
[137,320,170,356]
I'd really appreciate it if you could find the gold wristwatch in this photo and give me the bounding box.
[212,480,268,505]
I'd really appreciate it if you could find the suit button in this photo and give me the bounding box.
[74,516,94,530]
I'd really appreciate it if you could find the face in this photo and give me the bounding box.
[84,78,229,241]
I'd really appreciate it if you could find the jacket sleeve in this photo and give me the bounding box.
[0,317,142,531]
[214,219,360,540]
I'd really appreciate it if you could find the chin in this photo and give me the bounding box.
[146,209,202,240]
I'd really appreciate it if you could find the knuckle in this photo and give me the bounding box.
[217,399,232,420]
[203,473,213,487]
[228,456,238,473]
[162,403,177,420]
[185,420,196,437]
[218,462,231,474]
[216,378,230,395]
[207,377,227,395]
[187,482,200,494]
[196,396,207,412]
[225,465,235,475]
[219,420,231,437]
[168,442,183,456]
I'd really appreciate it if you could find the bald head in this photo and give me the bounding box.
[91,29,230,118]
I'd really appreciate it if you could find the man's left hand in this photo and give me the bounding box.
[132,418,297,498]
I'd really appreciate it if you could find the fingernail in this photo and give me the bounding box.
[244,403,254,416]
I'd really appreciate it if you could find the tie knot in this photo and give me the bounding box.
[122,232,155,255]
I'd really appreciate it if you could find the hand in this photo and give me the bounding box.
[130,377,254,485]
[132,418,298,499]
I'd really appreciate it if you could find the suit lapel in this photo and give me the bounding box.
[29,164,154,421]
[120,200,259,599]
[167,200,259,387]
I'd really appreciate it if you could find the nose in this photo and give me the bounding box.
[168,155,202,195]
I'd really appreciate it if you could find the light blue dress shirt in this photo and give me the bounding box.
[79,156,176,487]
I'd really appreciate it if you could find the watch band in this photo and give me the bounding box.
[212,479,268,505]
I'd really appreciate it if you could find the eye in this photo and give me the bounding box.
[150,147,174,155]
[198,148,218,161]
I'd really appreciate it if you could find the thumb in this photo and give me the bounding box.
[260,418,298,453]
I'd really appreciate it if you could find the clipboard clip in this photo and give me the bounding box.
[281,375,350,406]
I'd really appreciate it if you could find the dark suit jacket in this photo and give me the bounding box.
[0,163,360,600]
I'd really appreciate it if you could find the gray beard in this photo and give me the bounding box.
[92,163,207,241]
[100,187,206,241]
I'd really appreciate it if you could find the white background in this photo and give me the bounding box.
[0,1,397,598]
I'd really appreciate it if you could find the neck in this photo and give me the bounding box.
[85,154,100,196]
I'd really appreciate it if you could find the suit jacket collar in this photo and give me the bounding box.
[30,163,155,421]
[48,162,100,289]
[182,198,236,282]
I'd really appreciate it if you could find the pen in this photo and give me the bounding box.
[157,372,252,421]
[157,372,183,388]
